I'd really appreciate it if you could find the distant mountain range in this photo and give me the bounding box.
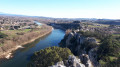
[0,12,119,21]
[0,12,53,19]
[0,12,14,15]
[0,12,30,16]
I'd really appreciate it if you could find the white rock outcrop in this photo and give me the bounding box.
[50,55,85,67]
[60,31,99,67]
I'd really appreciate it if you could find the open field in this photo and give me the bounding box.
[112,34,120,36]
[1,29,31,38]
[88,24,109,28]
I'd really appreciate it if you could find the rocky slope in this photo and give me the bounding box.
[59,31,99,67]
[50,55,85,67]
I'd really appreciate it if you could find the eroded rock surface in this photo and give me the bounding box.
[50,55,85,67]
[59,31,99,67]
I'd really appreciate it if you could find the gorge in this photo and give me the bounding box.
[0,16,120,67]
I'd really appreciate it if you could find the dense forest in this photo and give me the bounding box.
[97,36,120,67]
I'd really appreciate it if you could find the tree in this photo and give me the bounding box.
[28,47,73,67]
[97,36,120,65]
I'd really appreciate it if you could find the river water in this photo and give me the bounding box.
[0,29,65,67]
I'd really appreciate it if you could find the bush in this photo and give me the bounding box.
[0,32,7,38]
[28,46,73,67]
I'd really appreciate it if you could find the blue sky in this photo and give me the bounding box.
[0,0,120,19]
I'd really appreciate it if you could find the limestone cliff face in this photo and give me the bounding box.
[50,55,85,67]
[59,31,99,67]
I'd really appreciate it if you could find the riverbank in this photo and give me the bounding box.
[0,25,53,59]
[0,28,65,67]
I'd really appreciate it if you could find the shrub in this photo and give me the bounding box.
[0,32,7,38]
[28,46,73,67]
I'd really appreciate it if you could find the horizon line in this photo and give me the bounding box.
[0,12,120,20]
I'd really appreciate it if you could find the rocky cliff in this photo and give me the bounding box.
[50,55,85,67]
[59,31,99,67]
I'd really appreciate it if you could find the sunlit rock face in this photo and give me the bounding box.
[59,31,99,67]
[50,55,85,67]
[50,61,65,67]
[80,54,93,67]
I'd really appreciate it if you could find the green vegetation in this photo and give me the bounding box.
[88,24,109,28]
[1,29,31,38]
[0,32,8,38]
[28,46,73,67]
[22,29,31,32]
[0,43,3,46]
[76,30,120,67]
[112,34,120,37]
[81,41,97,53]
[97,36,120,66]
[103,57,120,67]
[1,29,31,34]
[78,30,109,41]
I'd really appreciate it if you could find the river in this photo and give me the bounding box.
[0,29,65,67]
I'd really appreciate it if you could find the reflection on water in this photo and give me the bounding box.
[0,29,65,67]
